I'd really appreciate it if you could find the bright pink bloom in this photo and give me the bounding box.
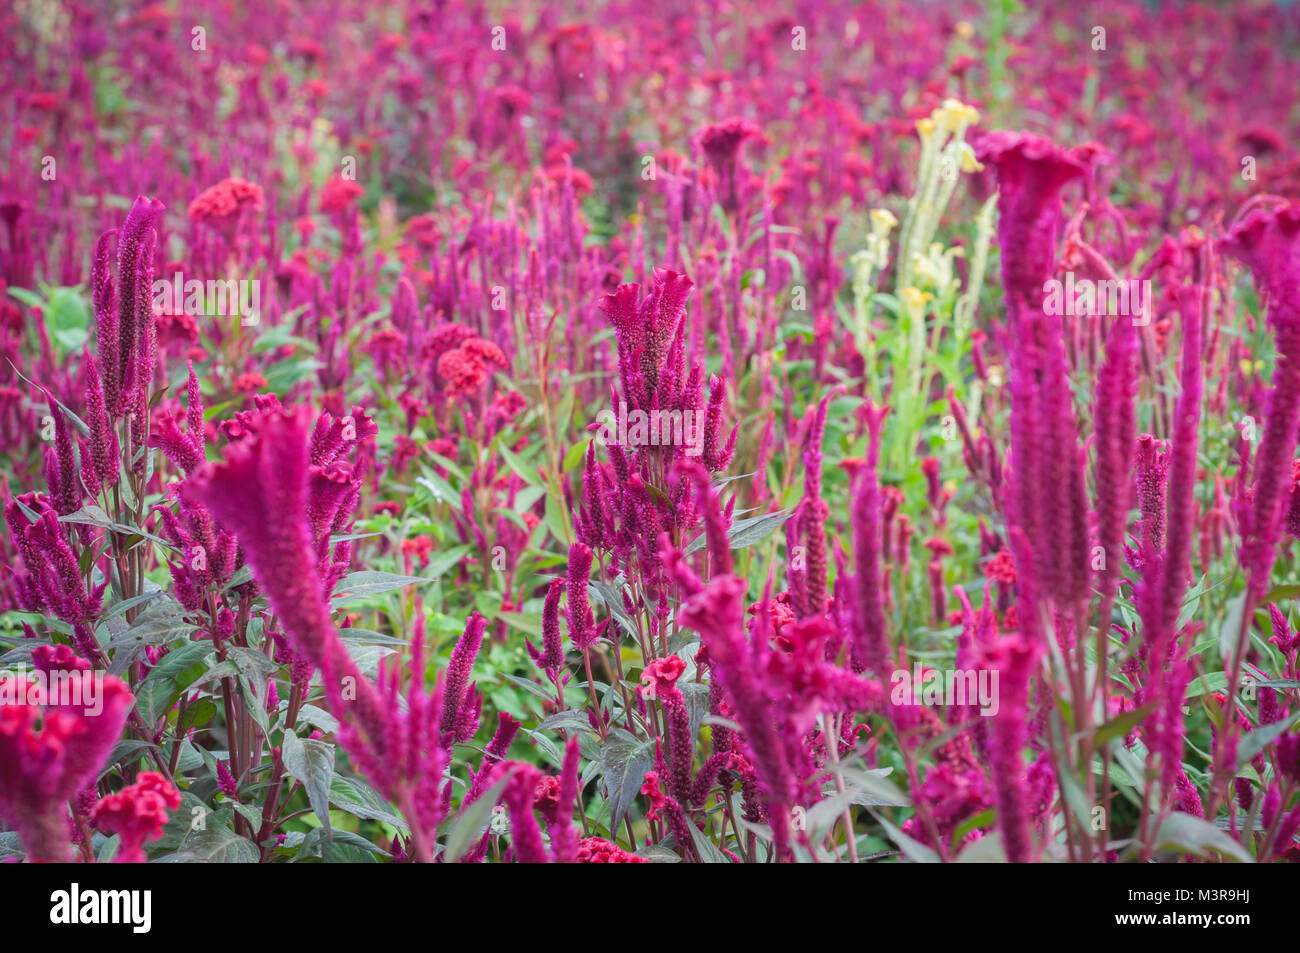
[92,771,181,863]
[0,653,134,861]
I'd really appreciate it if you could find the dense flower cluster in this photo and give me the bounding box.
[0,0,1299,867]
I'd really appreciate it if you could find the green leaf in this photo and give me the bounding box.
[688,823,732,863]
[500,672,554,703]
[599,728,655,834]
[804,790,859,841]
[291,826,384,862]
[836,767,912,807]
[321,830,383,863]
[562,438,591,473]
[1218,593,1247,665]
[425,544,471,579]
[282,731,336,833]
[1264,583,1300,603]
[107,601,195,649]
[6,286,43,309]
[298,704,340,734]
[543,492,570,545]
[336,627,408,646]
[684,508,796,555]
[6,359,89,436]
[443,777,508,863]
[331,570,428,605]
[1237,711,1300,769]
[329,775,407,831]
[636,843,683,863]
[341,642,397,678]
[46,286,91,351]
[238,674,270,733]
[102,589,166,620]
[497,441,541,487]
[230,801,264,832]
[178,697,217,736]
[58,504,172,547]
[497,611,543,639]
[711,470,757,489]
[227,645,277,684]
[1086,703,1155,748]
[1153,812,1253,863]
[135,642,214,724]
[1257,678,1300,690]
[223,565,254,590]
[867,808,940,863]
[415,473,460,508]
[0,831,23,862]
[589,579,638,642]
[156,826,260,863]
[536,710,596,734]
[955,831,1007,862]
[1186,671,1228,698]
[104,739,159,775]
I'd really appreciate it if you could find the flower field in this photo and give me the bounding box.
[2,0,1300,869]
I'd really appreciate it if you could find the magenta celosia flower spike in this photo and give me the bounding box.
[850,401,889,674]
[1220,199,1300,599]
[111,195,165,415]
[565,541,596,649]
[1092,314,1137,611]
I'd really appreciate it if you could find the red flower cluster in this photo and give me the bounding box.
[575,836,646,863]
[319,174,364,213]
[436,335,508,397]
[92,771,182,863]
[639,655,686,699]
[187,177,264,241]
[985,549,1018,585]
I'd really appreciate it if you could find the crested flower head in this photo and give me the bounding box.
[974,132,1087,307]
[187,177,263,242]
[576,837,647,863]
[1220,198,1300,321]
[319,174,364,213]
[91,771,181,863]
[639,655,686,699]
[0,664,134,861]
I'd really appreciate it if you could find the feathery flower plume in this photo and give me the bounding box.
[1092,314,1137,609]
[528,577,566,672]
[849,401,889,674]
[565,541,596,649]
[92,771,181,863]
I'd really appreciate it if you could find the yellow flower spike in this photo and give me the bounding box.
[958,142,983,173]
[916,117,936,140]
[870,207,899,234]
[900,286,934,314]
[899,286,926,311]
[1239,359,1254,376]
[913,256,937,285]
[935,99,980,135]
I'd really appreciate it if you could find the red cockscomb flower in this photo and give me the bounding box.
[319,175,364,213]
[91,771,181,863]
